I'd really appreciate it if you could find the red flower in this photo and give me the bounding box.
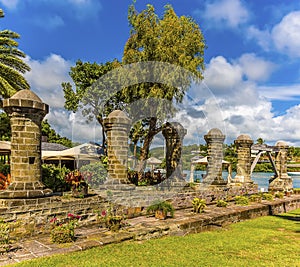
[101,210,107,217]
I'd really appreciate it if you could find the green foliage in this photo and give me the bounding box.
[0,218,19,253]
[274,192,284,199]
[192,198,206,213]
[216,199,228,207]
[79,161,107,188]
[146,200,174,218]
[261,193,274,201]
[42,120,72,148]
[0,163,9,176]
[0,9,30,98]
[123,3,206,163]
[41,164,71,192]
[249,194,262,203]
[50,214,80,244]
[253,163,273,172]
[234,196,249,206]
[0,112,10,140]
[98,206,125,232]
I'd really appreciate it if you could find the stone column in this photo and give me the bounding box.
[103,110,132,188]
[233,134,253,183]
[0,90,52,198]
[269,141,293,191]
[203,128,226,185]
[162,122,186,180]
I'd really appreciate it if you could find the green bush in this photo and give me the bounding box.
[192,198,206,213]
[80,162,107,189]
[249,194,262,203]
[262,193,274,201]
[0,163,10,176]
[42,164,70,192]
[234,196,249,206]
[274,192,284,199]
[216,199,228,207]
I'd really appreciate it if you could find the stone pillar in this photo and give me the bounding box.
[233,134,253,183]
[203,128,226,185]
[103,110,132,188]
[162,122,186,180]
[269,141,293,191]
[0,90,52,198]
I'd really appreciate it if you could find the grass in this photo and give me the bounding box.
[9,209,300,267]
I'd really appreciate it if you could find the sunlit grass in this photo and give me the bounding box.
[10,209,300,267]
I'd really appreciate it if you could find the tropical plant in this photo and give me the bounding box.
[146,200,174,219]
[80,161,107,188]
[64,170,88,198]
[0,9,30,98]
[192,198,206,213]
[99,205,126,232]
[50,213,81,244]
[234,196,249,206]
[216,199,228,207]
[261,193,274,201]
[42,164,70,192]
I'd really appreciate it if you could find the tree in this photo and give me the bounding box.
[62,60,122,147]
[0,112,10,140]
[0,9,30,98]
[123,4,206,172]
[41,120,73,148]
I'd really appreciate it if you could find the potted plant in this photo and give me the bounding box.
[146,200,174,220]
[65,170,88,198]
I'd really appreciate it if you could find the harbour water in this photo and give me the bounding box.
[184,170,300,190]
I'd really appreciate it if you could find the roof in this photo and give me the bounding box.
[41,142,69,151]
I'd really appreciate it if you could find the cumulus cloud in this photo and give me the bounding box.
[247,11,300,58]
[24,54,72,108]
[237,53,276,81]
[178,54,300,146]
[201,0,250,28]
[203,56,243,92]
[272,11,300,57]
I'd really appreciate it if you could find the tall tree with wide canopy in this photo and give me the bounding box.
[0,9,30,98]
[62,59,122,147]
[123,4,206,172]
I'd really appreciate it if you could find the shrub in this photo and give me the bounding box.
[50,213,80,244]
[0,163,10,176]
[192,198,206,213]
[80,162,107,189]
[275,192,284,199]
[249,194,262,203]
[262,193,274,201]
[216,199,228,207]
[0,219,19,253]
[235,196,249,206]
[42,164,70,192]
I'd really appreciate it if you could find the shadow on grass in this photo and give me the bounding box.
[273,214,300,222]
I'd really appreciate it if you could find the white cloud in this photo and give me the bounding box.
[272,11,300,57]
[24,54,72,108]
[178,54,300,146]
[237,53,276,81]
[258,84,300,101]
[32,15,64,30]
[247,26,272,51]
[201,0,250,28]
[203,56,243,92]
[0,0,19,9]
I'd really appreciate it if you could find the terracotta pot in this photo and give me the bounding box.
[155,210,167,220]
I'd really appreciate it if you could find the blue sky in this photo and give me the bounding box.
[1,0,300,146]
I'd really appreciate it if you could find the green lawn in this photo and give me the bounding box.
[10,209,300,267]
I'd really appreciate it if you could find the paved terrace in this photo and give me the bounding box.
[1,194,299,266]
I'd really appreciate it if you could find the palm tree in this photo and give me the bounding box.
[0,9,30,98]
